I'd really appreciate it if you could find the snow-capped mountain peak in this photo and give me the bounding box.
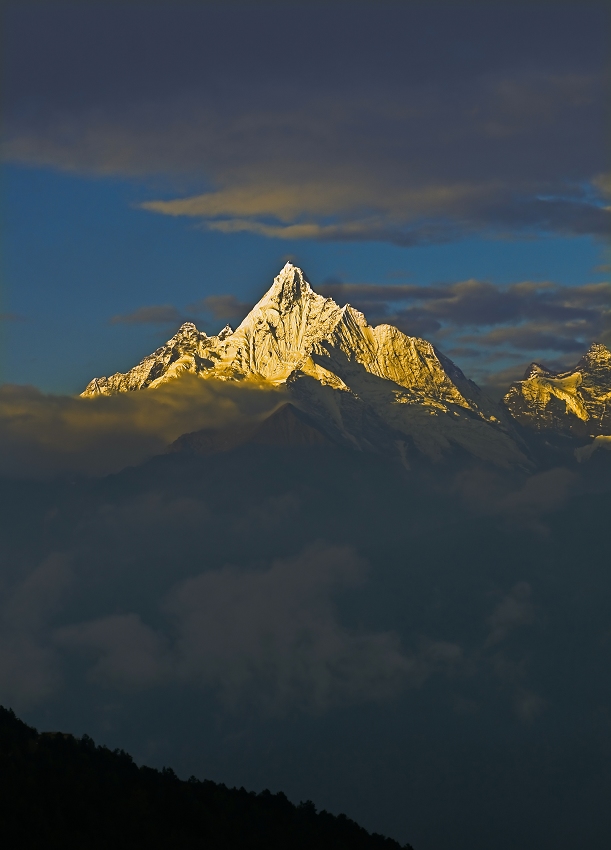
[503,342,611,437]
[252,261,316,311]
[81,264,533,467]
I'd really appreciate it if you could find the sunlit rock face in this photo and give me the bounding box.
[81,322,234,395]
[503,344,611,438]
[82,263,531,468]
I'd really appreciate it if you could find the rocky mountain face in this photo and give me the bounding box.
[503,344,611,438]
[81,263,611,468]
[82,322,234,395]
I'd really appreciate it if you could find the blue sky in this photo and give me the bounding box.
[2,1,609,394]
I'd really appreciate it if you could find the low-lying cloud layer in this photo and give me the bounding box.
[54,545,451,714]
[0,526,539,718]
[0,376,285,477]
[0,401,608,845]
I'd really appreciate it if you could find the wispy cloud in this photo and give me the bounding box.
[110,305,185,325]
[143,179,611,246]
[0,312,26,322]
[187,294,253,324]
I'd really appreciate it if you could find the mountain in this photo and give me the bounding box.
[82,322,235,395]
[83,263,531,469]
[0,706,413,850]
[503,344,611,438]
[170,402,332,455]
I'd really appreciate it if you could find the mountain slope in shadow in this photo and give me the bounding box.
[169,402,332,455]
[0,705,413,850]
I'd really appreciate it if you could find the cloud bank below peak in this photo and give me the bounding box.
[0,377,285,478]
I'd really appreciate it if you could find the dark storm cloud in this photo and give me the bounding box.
[3,3,609,243]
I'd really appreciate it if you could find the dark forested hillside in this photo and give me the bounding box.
[0,706,413,850]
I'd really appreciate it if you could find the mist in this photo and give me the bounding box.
[0,377,286,477]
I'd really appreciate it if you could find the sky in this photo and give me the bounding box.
[2,0,610,396]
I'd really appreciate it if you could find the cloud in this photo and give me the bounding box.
[164,545,417,712]
[592,172,611,198]
[451,466,576,533]
[486,582,535,645]
[56,613,171,690]
[0,555,71,706]
[110,305,185,325]
[3,1,608,245]
[142,171,611,246]
[50,543,465,714]
[314,277,611,388]
[319,279,611,330]
[143,180,509,247]
[145,180,611,247]
[512,688,547,723]
[108,296,254,329]
[0,377,286,478]
[187,294,253,324]
[142,181,377,222]
[461,325,586,353]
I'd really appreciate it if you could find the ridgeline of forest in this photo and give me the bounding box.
[0,706,413,849]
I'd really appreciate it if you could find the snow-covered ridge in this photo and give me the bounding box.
[503,343,611,437]
[82,321,234,396]
[81,263,531,467]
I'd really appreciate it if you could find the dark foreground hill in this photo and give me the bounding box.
[0,706,413,850]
